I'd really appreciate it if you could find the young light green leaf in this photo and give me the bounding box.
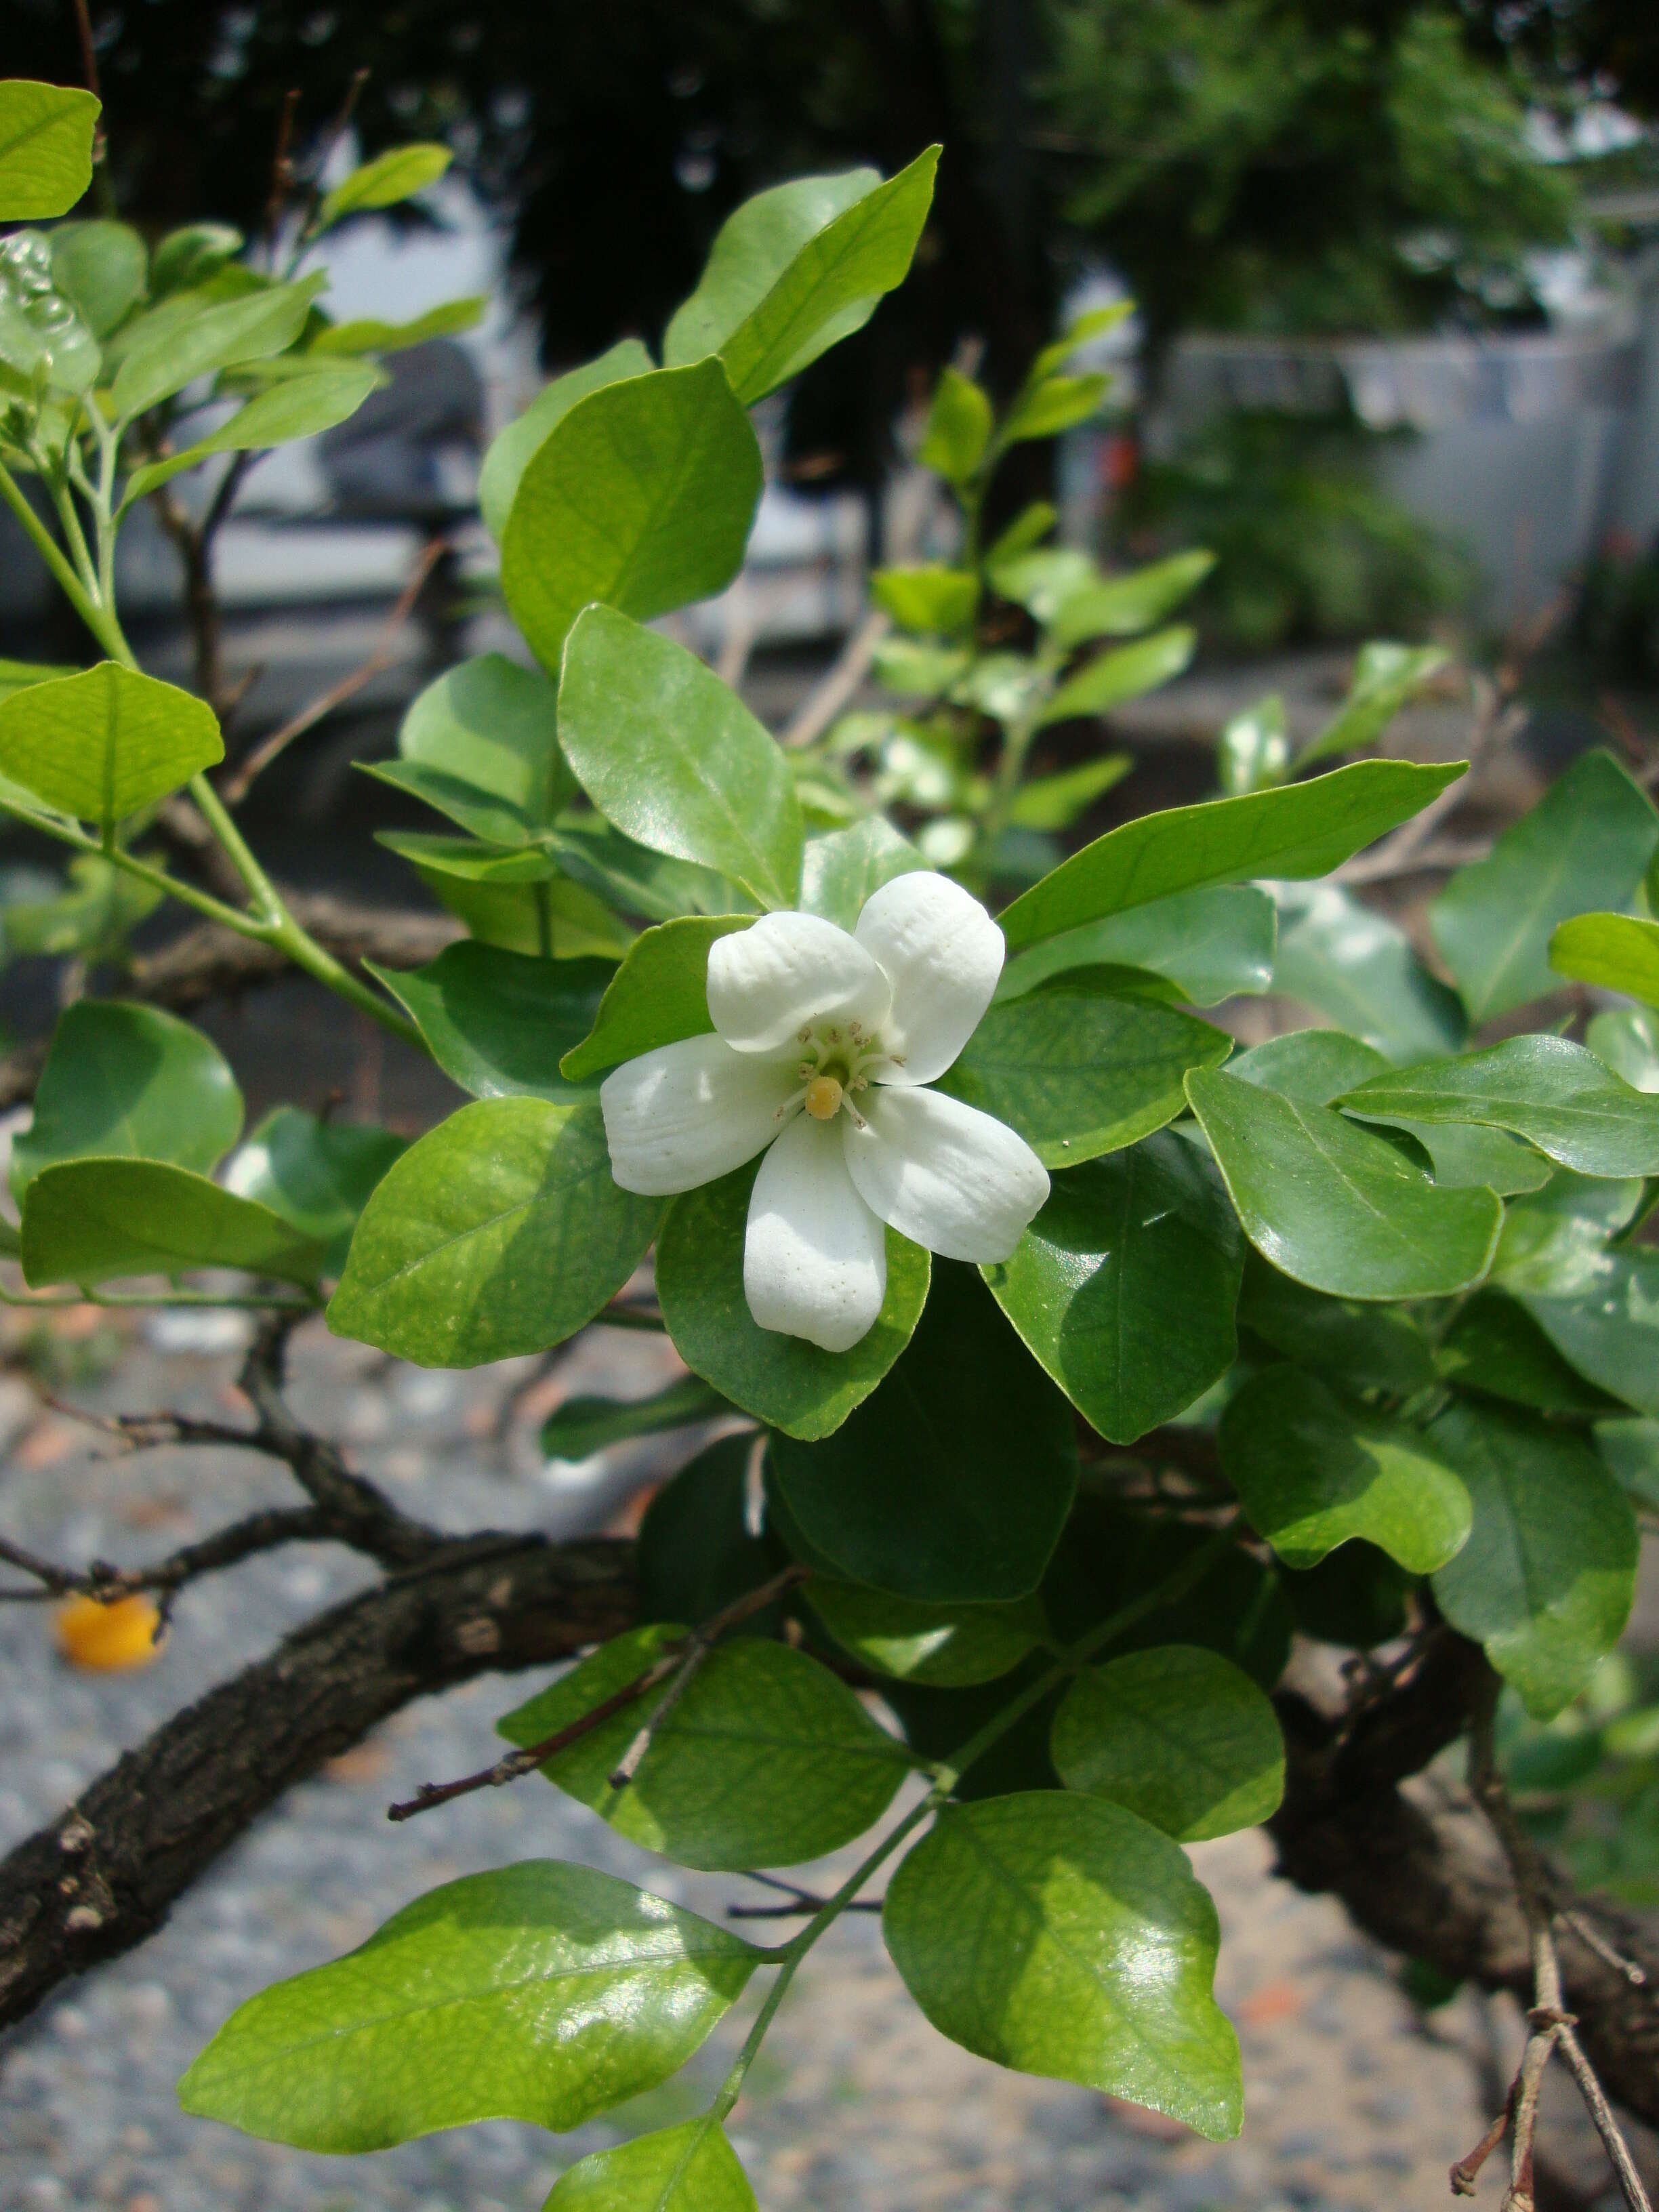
[657,1158,929,1441]
[21,1160,328,1288]
[1186,1067,1501,1299]
[373,652,571,842]
[918,366,994,486]
[998,372,1110,445]
[11,1000,243,1196]
[478,339,655,542]
[1429,1400,1637,1719]
[665,150,939,403]
[1038,627,1195,728]
[499,1628,912,1868]
[1298,642,1448,766]
[989,547,1096,623]
[805,1581,1046,1687]
[1431,749,1658,1022]
[148,222,243,295]
[49,221,146,337]
[1551,912,1659,1010]
[178,1861,760,2151]
[1269,882,1466,1061]
[222,1108,405,1270]
[110,274,325,421]
[501,361,762,668]
[0,663,222,825]
[558,610,802,908]
[942,975,1232,1168]
[1218,1367,1471,1572]
[1050,552,1215,650]
[541,1374,731,1462]
[560,916,752,1081]
[798,820,927,933]
[0,81,99,219]
[316,142,451,228]
[1000,885,1275,1008]
[327,1097,665,1366]
[984,1130,1243,1444]
[372,943,614,1101]
[1051,1645,1284,1841]
[544,2121,757,2212]
[123,361,381,500]
[1008,754,1132,830]
[308,294,486,356]
[869,566,979,636]
[0,657,77,702]
[884,1794,1241,2142]
[999,760,1464,951]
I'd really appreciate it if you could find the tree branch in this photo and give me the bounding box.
[0,1507,328,1607]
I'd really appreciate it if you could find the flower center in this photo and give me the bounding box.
[780,1018,902,1130]
[804,1074,843,1120]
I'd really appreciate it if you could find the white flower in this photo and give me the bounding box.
[600,872,1050,1353]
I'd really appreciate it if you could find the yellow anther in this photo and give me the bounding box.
[804,1074,844,1121]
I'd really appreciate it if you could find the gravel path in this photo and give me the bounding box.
[0,1311,1521,2212]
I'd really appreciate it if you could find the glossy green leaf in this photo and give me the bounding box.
[373,943,613,1101]
[806,1580,1046,1687]
[918,366,993,486]
[656,1156,928,1440]
[178,1860,758,2152]
[316,142,451,228]
[1353,1117,1551,1195]
[1229,1028,1388,1105]
[1185,1066,1501,1298]
[222,1107,405,1270]
[49,221,145,337]
[1521,1252,1659,1418]
[1269,882,1466,1061]
[11,1000,242,1196]
[1437,1290,1625,1414]
[1340,1037,1659,1178]
[308,295,485,357]
[884,1794,1241,2141]
[999,372,1110,445]
[1551,912,1659,1010]
[123,362,380,499]
[478,340,655,542]
[110,275,323,421]
[501,362,762,668]
[1489,1170,1643,1294]
[999,760,1464,951]
[1237,1256,1437,1397]
[542,1374,731,1461]
[1595,1419,1659,1512]
[148,222,242,295]
[551,819,750,926]
[943,976,1231,1168]
[1049,552,1214,651]
[1051,1645,1284,1841]
[560,916,752,1082]
[1429,1400,1638,1718]
[498,1627,912,1869]
[999,885,1275,1009]
[985,1130,1242,1443]
[1038,627,1195,729]
[1431,749,1658,1022]
[376,652,571,842]
[798,820,927,933]
[380,836,632,959]
[21,1159,327,1288]
[327,1097,664,1366]
[0,81,98,219]
[767,1263,1075,1601]
[1298,642,1448,766]
[1218,1367,1471,1572]
[0,663,221,825]
[637,1435,781,1629]
[544,2121,756,2212]
[1588,1006,1659,1092]
[665,150,939,403]
[1008,754,1132,830]
[869,566,979,636]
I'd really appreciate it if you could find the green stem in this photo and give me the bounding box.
[0,1278,319,1311]
[0,461,104,634]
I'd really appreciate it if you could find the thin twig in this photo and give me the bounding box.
[263,88,302,271]
[221,539,445,804]
[606,1634,714,1792]
[729,1871,882,1921]
[1557,2024,1656,2212]
[0,1507,327,1607]
[1559,1908,1650,1990]
[1452,2097,1516,2197]
[781,609,891,750]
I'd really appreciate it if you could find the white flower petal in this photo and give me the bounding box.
[843,1084,1049,1262]
[744,1110,888,1351]
[708,911,891,1054]
[601,1033,800,1195]
[853,871,1004,1084]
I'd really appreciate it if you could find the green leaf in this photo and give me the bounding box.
[1429,1400,1637,1719]
[999,760,1465,951]
[637,1435,781,1628]
[1027,303,1132,383]
[1238,1256,1437,1397]
[767,1264,1075,1601]
[308,294,486,356]
[558,610,802,907]
[110,274,324,422]
[501,361,762,669]
[1378,1120,1551,1194]
[543,2121,756,2212]
[384,840,632,959]
[498,1627,912,1869]
[869,566,979,636]
[0,663,221,825]
[21,1159,328,1288]
[1437,1290,1626,1415]
[918,366,993,486]
[1595,1419,1659,1513]
[884,1794,1241,2141]
[1588,1006,1659,1092]
[552,819,752,926]
[11,1000,242,1198]
[178,1860,759,2152]
[871,637,970,699]
[999,373,1110,445]
[798,820,927,933]
[316,142,451,228]
[372,652,571,842]
[1051,1645,1284,1841]
[984,1130,1243,1444]
[1038,627,1195,729]
[1298,642,1448,766]
[989,548,1097,624]
[1217,693,1290,796]
[478,340,655,543]
[122,361,381,500]
[1269,883,1466,1061]
[1218,1367,1471,1573]
[327,1097,665,1366]
[805,1580,1046,1687]
[1489,1170,1644,1295]
[373,943,613,1101]
[999,886,1275,1009]
[222,1107,405,1271]
[148,222,243,295]
[1340,1037,1659,1177]
[1185,1066,1501,1300]
[1008,754,1132,830]
[1521,1252,1659,1419]
[542,1374,731,1461]
[1050,552,1215,651]
[656,1156,929,1441]
[49,221,146,337]
[1551,912,1659,1010]
[665,150,939,404]
[0,657,77,703]
[560,916,752,1082]
[0,81,98,219]
[0,853,159,960]
[1228,1028,1388,1105]
[941,975,1231,1168]
[1431,750,1658,1022]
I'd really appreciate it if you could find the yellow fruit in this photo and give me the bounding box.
[55,1591,164,1671]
